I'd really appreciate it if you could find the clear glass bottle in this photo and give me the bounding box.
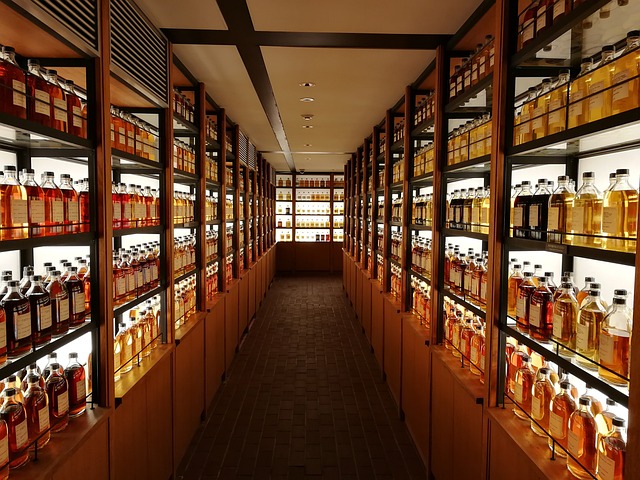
[513,354,535,420]
[45,362,69,432]
[0,388,28,469]
[611,30,640,115]
[576,288,607,370]
[0,415,8,479]
[518,1,539,50]
[64,353,86,417]
[532,78,552,140]
[469,323,485,376]
[548,380,576,457]
[41,171,64,236]
[25,275,52,346]
[576,276,595,306]
[602,168,637,252]
[119,322,133,374]
[588,46,615,123]
[547,70,570,134]
[529,179,551,241]
[0,165,28,241]
[572,171,602,247]
[595,398,619,438]
[45,69,67,132]
[547,175,573,244]
[598,293,631,386]
[567,396,598,479]
[530,367,555,436]
[598,417,626,480]
[507,263,524,318]
[23,372,50,449]
[78,178,90,233]
[552,281,578,357]
[46,270,69,337]
[568,58,593,129]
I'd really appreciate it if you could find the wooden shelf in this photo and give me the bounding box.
[115,344,174,402]
[431,346,484,404]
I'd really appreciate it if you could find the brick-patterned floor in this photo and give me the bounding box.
[178,276,426,479]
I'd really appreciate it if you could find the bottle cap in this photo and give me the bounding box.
[589,282,601,290]
[582,171,595,179]
[557,175,569,181]
[52,270,61,276]
[614,289,628,296]
[522,355,530,362]
[606,398,616,406]
[545,272,554,278]
[60,173,71,179]
[579,396,592,406]
[612,417,626,428]
[2,46,15,53]
[588,289,600,296]
[521,181,531,186]
[560,381,571,389]
[48,352,57,359]
[3,388,15,396]
[602,45,615,53]
[69,352,78,359]
[524,272,533,277]
[538,367,549,375]
[628,30,640,37]
[32,275,43,282]
[3,165,16,172]
[537,179,547,184]
[616,168,629,175]
[7,280,18,287]
[513,264,522,269]
[534,264,542,269]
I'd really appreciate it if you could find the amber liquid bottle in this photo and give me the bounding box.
[45,363,69,432]
[119,322,133,374]
[513,355,535,420]
[0,46,27,119]
[513,181,533,238]
[1,280,32,357]
[598,295,631,386]
[64,267,85,327]
[602,168,638,253]
[112,183,122,230]
[78,178,90,233]
[0,165,28,241]
[64,353,86,417]
[23,374,50,449]
[528,179,551,241]
[27,60,52,127]
[598,417,626,480]
[0,417,8,480]
[552,282,578,357]
[64,79,85,137]
[45,69,67,133]
[528,276,554,341]
[46,270,69,337]
[588,46,615,123]
[21,168,45,238]
[572,171,602,247]
[507,263,524,317]
[530,367,555,436]
[548,381,577,457]
[25,275,52,346]
[41,171,64,236]
[0,305,6,365]
[567,396,598,479]
[0,388,28,469]
[516,272,536,333]
[568,59,592,129]
[59,174,79,234]
[119,183,132,229]
[120,253,136,302]
[576,288,607,370]
[548,175,573,244]
[113,254,126,305]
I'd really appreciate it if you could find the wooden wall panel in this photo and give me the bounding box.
[355,266,362,320]
[343,251,347,290]
[412,331,430,467]
[174,320,205,467]
[52,420,109,480]
[248,265,256,320]
[295,242,332,271]
[276,242,296,273]
[402,319,416,421]
[225,282,240,370]
[146,353,174,480]
[345,256,352,302]
[206,298,226,408]
[383,297,402,408]
[452,381,483,479]
[430,353,454,480]
[239,273,249,335]
[371,283,384,370]
[361,274,372,342]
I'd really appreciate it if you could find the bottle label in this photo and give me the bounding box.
[75,377,86,402]
[597,452,617,480]
[14,418,28,449]
[513,206,524,227]
[471,209,480,224]
[470,345,478,364]
[124,342,132,361]
[113,201,122,220]
[152,264,158,281]
[35,89,51,116]
[471,277,479,298]
[38,404,50,431]
[532,108,545,130]
[529,302,541,327]
[552,312,563,339]
[599,332,615,365]
[73,291,85,315]
[0,320,5,349]
[481,280,487,301]
[122,203,132,220]
[114,347,121,372]
[57,389,69,415]
[567,429,580,456]
[72,106,83,128]
[553,1,565,19]
[479,62,486,76]
[460,338,467,356]
[59,298,69,322]
[66,199,79,222]
[116,276,126,297]
[516,297,526,320]
[571,206,584,233]
[549,410,565,439]
[612,71,630,102]
[12,79,26,108]
[568,102,582,118]
[0,434,7,466]
[529,205,539,227]
[576,322,590,351]
[39,303,52,330]
[536,7,547,31]
[126,272,135,293]
[514,381,523,404]
[521,20,534,43]
[10,198,28,224]
[29,197,45,224]
[547,206,560,231]
[602,206,618,234]
[52,198,64,222]
[13,309,31,340]
[531,395,542,419]
[54,98,67,122]
[136,270,143,288]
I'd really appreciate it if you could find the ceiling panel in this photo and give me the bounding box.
[173,45,280,151]
[293,154,350,173]
[133,0,227,29]
[261,153,290,172]
[248,0,482,34]
[263,47,434,157]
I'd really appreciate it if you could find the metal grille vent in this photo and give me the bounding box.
[110,0,168,103]
[248,142,257,170]
[33,0,98,50]
[239,132,248,167]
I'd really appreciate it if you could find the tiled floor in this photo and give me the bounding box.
[178,275,426,479]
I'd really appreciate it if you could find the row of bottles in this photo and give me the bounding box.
[112,182,160,230]
[205,194,218,222]
[411,278,431,327]
[225,197,235,220]
[392,158,404,184]
[110,106,158,159]
[173,139,196,174]
[206,262,219,299]
[173,89,195,124]
[174,275,196,328]
[414,92,436,127]
[444,246,490,306]
[296,191,331,201]
[446,187,491,233]
[294,231,332,242]
[296,177,330,188]
[205,153,218,182]
[391,197,403,222]
[413,143,434,178]
[112,245,160,307]
[205,116,217,141]
[392,120,405,144]
[449,35,495,100]
[278,230,292,242]
[225,254,234,285]
[276,217,292,228]
[511,171,638,252]
[390,263,402,300]
[509,263,632,386]
[0,260,90,359]
[0,46,87,138]
[206,230,219,262]
[114,299,160,380]
[276,177,292,188]
[333,191,344,201]
[173,191,195,225]
[294,217,331,228]
[506,337,627,480]
[0,352,89,472]
[225,168,234,187]
[411,237,432,277]
[174,236,196,278]
[447,114,493,165]
[333,217,344,228]
[443,299,486,381]
[390,232,403,261]
[295,204,331,215]
[376,254,384,282]
[276,190,292,201]
[412,193,433,226]
[333,231,344,242]
[516,30,639,146]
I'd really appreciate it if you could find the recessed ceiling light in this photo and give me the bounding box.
[300,97,315,102]
[304,143,312,147]
[299,82,315,87]
[301,114,314,121]
[302,125,314,129]
[305,157,311,160]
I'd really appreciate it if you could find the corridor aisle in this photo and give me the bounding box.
[178,276,426,479]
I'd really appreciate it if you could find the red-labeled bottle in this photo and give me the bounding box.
[64,352,86,417]
[0,388,28,469]
[0,280,32,357]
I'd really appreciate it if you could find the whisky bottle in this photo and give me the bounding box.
[59,174,79,234]
[548,381,577,457]
[0,46,27,119]
[518,2,538,50]
[451,311,464,358]
[611,31,640,115]
[0,416,8,479]
[0,165,28,240]
[513,181,532,238]
[595,398,619,438]
[532,78,551,140]
[26,60,51,127]
[548,176,573,244]
[21,168,45,238]
[567,396,598,479]
[0,281,31,357]
[598,417,626,480]
[46,270,69,337]
[513,355,535,420]
[119,183,132,229]
[63,79,85,137]
[602,169,637,252]
[552,281,578,357]
[507,343,529,394]
[572,172,602,247]
[530,367,555,436]
[516,272,536,333]
[598,294,631,386]
[547,70,570,134]
[45,363,68,432]
[119,253,135,302]
[469,323,485,376]
[64,267,85,327]
[460,316,475,361]
[78,178,90,233]
[41,171,64,235]
[119,322,133,374]
[471,187,483,233]
[529,179,551,241]
[576,287,607,370]
[568,59,593,129]
[23,373,50,449]
[64,352,86,417]
[507,263,524,317]
[25,275,52,346]
[588,46,615,123]
[529,275,554,341]
[576,277,596,306]
[582,385,603,417]
[0,388,28,469]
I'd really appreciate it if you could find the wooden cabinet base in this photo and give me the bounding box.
[383,294,403,410]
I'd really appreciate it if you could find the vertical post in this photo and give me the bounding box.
[383,110,393,292]
[196,83,207,311]
[401,86,413,312]
[219,109,228,293]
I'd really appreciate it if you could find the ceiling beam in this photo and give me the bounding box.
[163,29,450,50]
